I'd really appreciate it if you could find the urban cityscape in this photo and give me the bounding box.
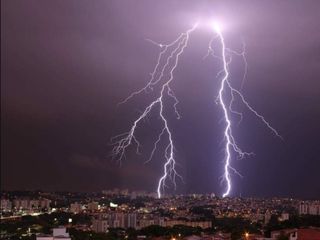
[2,1,320,240]
[1,190,320,240]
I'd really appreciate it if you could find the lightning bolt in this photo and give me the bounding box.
[210,24,282,198]
[112,24,198,198]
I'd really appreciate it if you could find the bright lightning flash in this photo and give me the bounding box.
[112,24,198,198]
[210,22,282,198]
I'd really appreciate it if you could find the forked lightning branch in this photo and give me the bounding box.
[111,21,281,198]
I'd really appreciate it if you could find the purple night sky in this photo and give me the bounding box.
[1,0,320,198]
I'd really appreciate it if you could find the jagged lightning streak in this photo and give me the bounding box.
[112,24,197,198]
[211,23,281,197]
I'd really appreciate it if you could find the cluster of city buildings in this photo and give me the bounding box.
[91,212,212,232]
[1,190,320,240]
[35,227,320,240]
[1,198,51,214]
[102,189,158,198]
[298,201,320,215]
[57,192,319,234]
[92,212,138,231]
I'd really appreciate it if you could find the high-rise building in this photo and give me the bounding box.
[0,199,12,212]
[299,202,320,215]
[125,213,137,229]
[40,199,51,210]
[92,212,137,231]
[92,219,108,233]
[13,199,29,210]
[11,199,51,212]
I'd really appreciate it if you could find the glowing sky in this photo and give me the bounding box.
[2,0,320,198]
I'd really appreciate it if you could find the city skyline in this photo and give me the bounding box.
[1,1,320,198]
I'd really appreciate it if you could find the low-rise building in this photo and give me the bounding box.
[36,227,71,240]
[164,220,211,229]
[87,202,99,211]
[70,202,82,214]
[271,228,320,240]
[278,212,289,222]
